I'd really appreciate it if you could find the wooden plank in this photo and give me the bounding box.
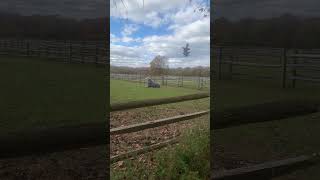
[110,110,209,135]
[289,76,320,82]
[292,50,298,88]
[282,48,287,88]
[287,54,320,59]
[218,47,223,80]
[111,138,179,163]
[287,64,320,69]
[231,73,276,80]
[223,61,280,68]
[211,155,316,180]
[110,93,209,111]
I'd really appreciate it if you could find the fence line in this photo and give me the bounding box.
[111,110,209,135]
[212,154,315,179]
[0,39,108,65]
[111,73,210,90]
[213,46,320,88]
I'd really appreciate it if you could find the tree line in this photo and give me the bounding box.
[110,65,210,77]
[0,12,107,41]
[213,13,320,49]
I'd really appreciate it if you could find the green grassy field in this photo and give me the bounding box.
[110,79,210,179]
[213,79,320,179]
[166,79,210,91]
[0,56,106,133]
[110,79,203,103]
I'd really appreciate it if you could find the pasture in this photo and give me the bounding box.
[110,79,203,103]
[110,79,210,179]
[111,73,210,91]
[0,56,106,134]
[213,79,320,179]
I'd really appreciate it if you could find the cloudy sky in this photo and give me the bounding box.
[110,0,210,68]
[214,0,320,21]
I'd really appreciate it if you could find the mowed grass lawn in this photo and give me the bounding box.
[110,80,210,179]
[110,79,203,104]
[0,56,107,133]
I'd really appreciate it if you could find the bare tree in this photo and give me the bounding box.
[149,55,169,85]
[182,43,191,57]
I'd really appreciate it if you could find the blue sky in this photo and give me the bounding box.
[110,0,210,68]
[111,17,172,46]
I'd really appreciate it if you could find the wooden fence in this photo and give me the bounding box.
[0,39,108,65]
[110,93,210,163]
[212,154,317,180]
[213,46,320,88]
[111,73,210,90]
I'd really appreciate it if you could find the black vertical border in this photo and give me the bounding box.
[210,0,216,177]
[106,0,111,179]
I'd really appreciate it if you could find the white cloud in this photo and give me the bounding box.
[141,17,210,67]
[111,44,153,67]
[121,24,139,36]
[111,0,191,27]
[110,0,210,68]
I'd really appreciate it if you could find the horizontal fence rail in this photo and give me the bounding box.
[212,154,317,180]
[0,39,108,65]
[222,61,281,68]
[213,46,320,87]
[111,93,210,163]
[111,110,209,135]
[111,73,210,90]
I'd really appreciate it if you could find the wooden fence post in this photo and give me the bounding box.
[69,41,72,63]
[218,47,223,80]
[166,75,168,87]
[64,40,67,63]
[38,41,41,57]
[292,49,298,88]
[46,42,49,57]
[229,55,233,80]
[4,40,7,55]
[164,76,168,87]
[0,40,2,55]
[181,75,184,87]
[26,41,30,57]
[81,41,85,63]
[282,48,287,88]
[95,43,99,65]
